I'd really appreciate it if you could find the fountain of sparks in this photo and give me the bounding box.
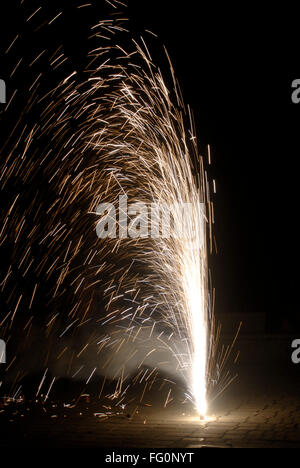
[0,0,216,418]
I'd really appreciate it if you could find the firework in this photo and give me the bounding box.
[0,0,235,417]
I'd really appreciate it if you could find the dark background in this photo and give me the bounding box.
[0,0,297,331]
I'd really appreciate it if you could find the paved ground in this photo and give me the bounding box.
[1,337,300,448]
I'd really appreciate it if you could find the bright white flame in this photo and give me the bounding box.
[181,202,208,417]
